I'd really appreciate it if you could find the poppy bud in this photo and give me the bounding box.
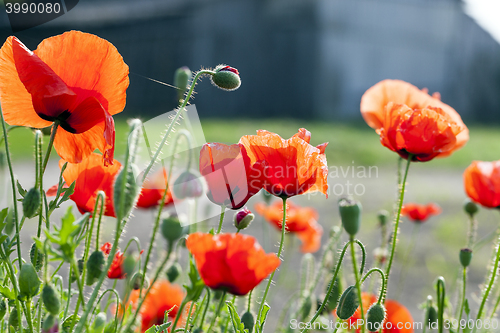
[377,210,389,226]
[426,305,438,326]
[300,294,313,320]
[42,314,57,333]
[234,207,254,230]
[174,66,192,102]
[193,329,203,333]
[87,251,105,285]
[337,285,359,320]
[241,311,254,333]
[93,312,107,331]
[131,272,149,290]
[30,242,45,272]
[325,278,341,312]
[210,65,241,91]
[460,248,473,267]
[161,214,188,243]
[71,259,84,283]
[42,284,61,315]
[9,307,19,329]
[23,187,41,218]
[0,299,6,321]
[114,165,140,221]
[19,263,41,298]
[122,254,137,276]
[338,198,362,236]
[166,262,182,283]
[463,199,478,217]
[172,171,204,199]
[366,303,386,332]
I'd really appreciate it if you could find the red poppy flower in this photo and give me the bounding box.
[464,160,500,208]
[0,31,129,165]
[401,203,441,223]
[255,201,323,253]
[136,168,174,209]
[101,242,112,256]
[239,128,328,198]
[199,143,263,209]
[186,233,280,296]
[107,249,126,279]
[377,103,464,162]
[128,279,189,332]
[347,293,414,333]
[360,79,468,157]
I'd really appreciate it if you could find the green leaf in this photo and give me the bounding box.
[183,259,205,302]
[62,314,80,333]
[255,303,270,333]
[0,208,8,234]
[226,302,248,333]
[0,285,16,300]
[16,180,26,198]
[144,322,171,333]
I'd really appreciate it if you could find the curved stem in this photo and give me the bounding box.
[350,236,365,333]
[207,291,227,333]
[361,268,386,304]
[217,206,226,234]
[384,155,412,300]
[257,197,287,319]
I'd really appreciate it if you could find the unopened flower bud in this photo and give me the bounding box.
[460,248,473,267]
[426,305,438,326]
[0,299,6,321]
[131,272,148,290]
[23,187,41,218]
[42,284,61,315]
[210,65,241,91]
[122,254,137,276]
[337,285,359,320]
[377,210,389,226]
[71,259,84,283]
[174,66,192,102]
[30,242,45,272]
[463,199,478,217]
[87,251,105,285]
[192,329,203,333]
[9,307,18,329]
[172,171,204,199]
[338,198,362,236]
[366,303,386,332]
[161,214,188,243]
[166,262,182,283]
[19,263,41,298]
[300,293,313,320]
[234,207,254,230]
[42,314,57,333]
[93,312,107,331]
[114,165,140,220]
[325,278,341,312]
[241,311,254,333]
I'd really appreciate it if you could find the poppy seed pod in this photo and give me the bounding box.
[19,263,41,298]
[210,65,241,91]
[166,262,182,283]
[30,242,45,272]
[377,210,389,226]
[174,66,191,101]
[42,314,57,332]
[241,311,254,333]
[42,284,61,315]
[463,199,478,217]
[161,214,188,243]
[337,285,359,320]
[234,207,254,230]
[339,198,362,236]
[366,303,386,332]
[87,251,105,285]
[460,248,473,267]
[172,171,204,199]
[23,187,41,218]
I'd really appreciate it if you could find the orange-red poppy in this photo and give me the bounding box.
[239,128,328,198]
[0,31,129,165]
[107,249,126,279]
[255,201,323,253]
[464,160,500,208]
[377,103,464,162]
[347,293,414,333]
[185,233,280,296]
[128,279,188,332]
[136,168,174,209]
[199,143,263,209]
[401,203,441,223]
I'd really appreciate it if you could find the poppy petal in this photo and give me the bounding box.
[63,96,106,134]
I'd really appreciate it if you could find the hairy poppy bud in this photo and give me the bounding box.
[339,198,362,236]
[166,262,182,283]
[337,285,359,320]
[0,299,6,321]
[366,303,386,332]
[71,258,84,283]
[23,187,41,218]
[172,171,204,199]
[463,199,478,217]
[241,311,254,333]
[161,214,188,243]
[234,207,254,230]
[377,210,389,226]
[210,65,241,91]
[426,305,438,326]
[174,66,192,102]
[9,307,19,329]
[325,278,341,312]
[122,254,137,276]
[114,165,140,221]
[93,312,107,331]
[460,248,473,267]
[300,294,313,320]
[131,272,148,290]
[30,242,45,272]
[19,263,41,298]
[42,314,57,333]
[42,284,61,315]
[87,251,105,285]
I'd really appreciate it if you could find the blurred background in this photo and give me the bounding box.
[1,0,500,331]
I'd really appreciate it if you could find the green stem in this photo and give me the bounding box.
[33,131,43,269]
[24,299,34,333]
[198,288,211,329]
[257,197,287,319]
[458,267,467,332]
[247,289,253,312]
[171,300,188,333]
[384,155,412,300]
[436,277,445,333]
[217,206,225,234]
[207,291,227,333]
[350,236,365,333]
[396,223,420,300]
[69,258,86,330]
[0,248,23,333]
[41,121,58,173]
[184,300,196,333]
[476,232,500,320]
[361,268,386,304]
